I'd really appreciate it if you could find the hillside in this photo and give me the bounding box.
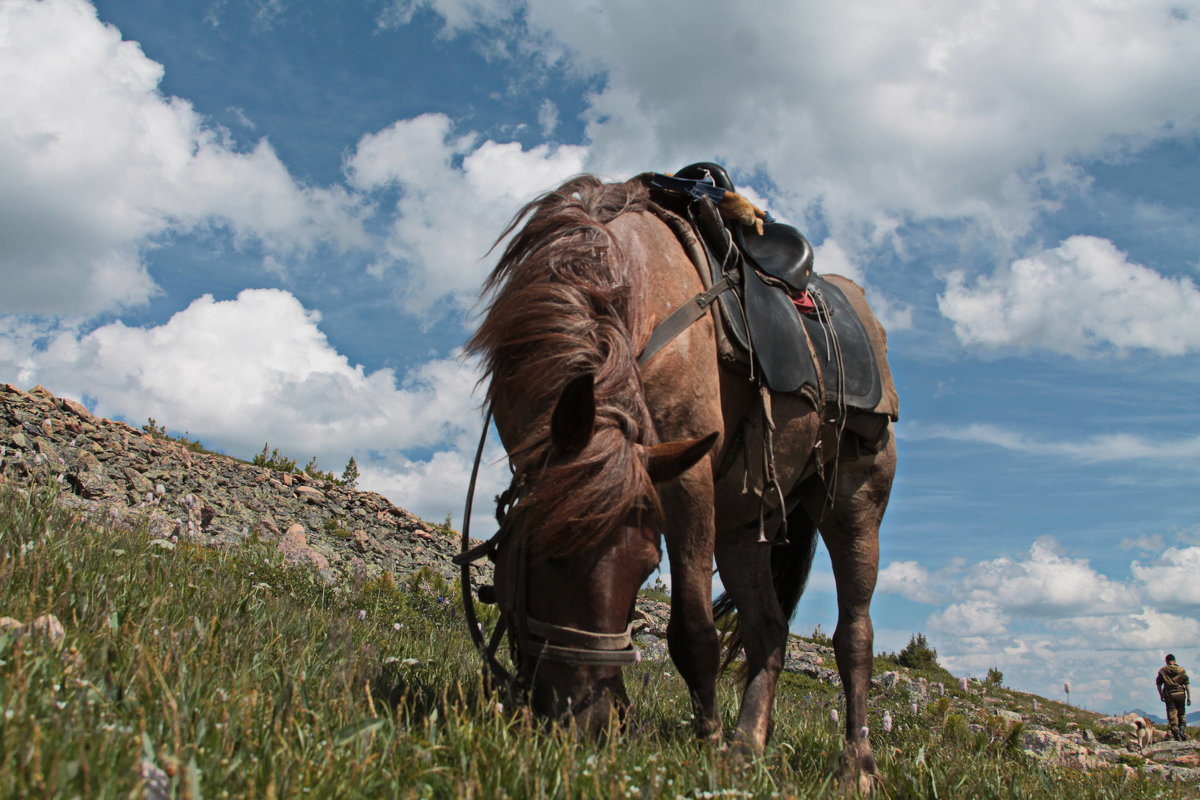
[0,382,472,588]
[2,382,1199,797]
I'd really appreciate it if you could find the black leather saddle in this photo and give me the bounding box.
[651,163,882,410]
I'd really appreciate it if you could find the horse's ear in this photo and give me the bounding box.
[645,432,718,483]
[550,372,596,456]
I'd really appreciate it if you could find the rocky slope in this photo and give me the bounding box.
[2,382,1197,785]
[0,382,472,587]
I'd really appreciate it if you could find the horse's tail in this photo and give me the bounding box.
[714,508,820,674]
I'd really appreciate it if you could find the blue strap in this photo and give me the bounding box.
[649,173,728,204]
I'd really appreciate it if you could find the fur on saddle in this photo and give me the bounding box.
[662,170,768,235]
[717,191,767,235]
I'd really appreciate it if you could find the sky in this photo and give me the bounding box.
[1,0,1198,716]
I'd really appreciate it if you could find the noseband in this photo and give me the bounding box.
[454,407,640,698]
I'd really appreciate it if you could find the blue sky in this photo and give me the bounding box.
[2,0,1198,715]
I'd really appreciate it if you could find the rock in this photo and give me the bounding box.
[68,469,109,499]
[59,396,93,421]
[24,614,65,641]
[295,485,326,503]
[277,524,331,573]
[1096,712,1142,728]
[996,709,1023,724]
[122,466,155,495]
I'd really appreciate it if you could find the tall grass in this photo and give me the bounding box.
[0,483,1190,799]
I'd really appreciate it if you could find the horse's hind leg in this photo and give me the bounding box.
[799,425,896,795]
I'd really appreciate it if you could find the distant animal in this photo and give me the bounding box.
[459,173,898,794]
[1133,716,1167,749]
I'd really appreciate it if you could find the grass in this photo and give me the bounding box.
[0,481,1195,799]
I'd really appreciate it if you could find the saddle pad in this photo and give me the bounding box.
[801,275,883,411]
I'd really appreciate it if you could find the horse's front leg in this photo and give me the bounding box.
[713,516,795,754]
[802,429,896,795]
[661,465,722,741]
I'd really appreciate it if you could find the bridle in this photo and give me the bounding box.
[453,406,641,700]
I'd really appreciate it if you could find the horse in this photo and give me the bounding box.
[463,173,897,792]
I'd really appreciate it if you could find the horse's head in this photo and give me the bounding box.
[489,372,716,735]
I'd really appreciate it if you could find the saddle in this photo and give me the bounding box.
[646,163,884,412]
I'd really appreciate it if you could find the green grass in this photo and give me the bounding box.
[0,482,1194,799]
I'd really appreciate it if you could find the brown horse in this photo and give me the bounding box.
[466,174,897,791]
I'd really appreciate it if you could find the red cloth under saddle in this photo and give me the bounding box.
[791,291,816,316]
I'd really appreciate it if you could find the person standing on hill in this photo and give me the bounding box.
[1156,654,1192,741]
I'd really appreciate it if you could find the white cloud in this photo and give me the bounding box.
[345,113,587,312]
[358,444,510,538]
[939,236,1200,355]
[1120,534,1165,553]
[928,601,1008,637]
[0,0,367,315]
[904,533,1200,710]
[877,560,942,604]
[959,536,1139,616]
[906,421,1200,466]
[3,289,483,470]
[1131,547,1200,610]
[538,98,559,138]
[394,0,1200,247]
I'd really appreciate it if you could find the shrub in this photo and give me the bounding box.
[897,633,939,670]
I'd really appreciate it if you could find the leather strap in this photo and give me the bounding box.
[638,274,735,366]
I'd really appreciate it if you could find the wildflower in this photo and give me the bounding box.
[358,610,366,620]
[911,702,918,715]
[394,623,402,631]
[959,677,969,692]
[882,710,893,732]
[860,725,870,740]
[155,483,165,496]
[830,709,839,724]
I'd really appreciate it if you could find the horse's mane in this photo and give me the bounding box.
[467,175,657,556]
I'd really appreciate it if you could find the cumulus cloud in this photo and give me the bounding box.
[358,444,511,538]
[3,289,483,469]
[877,560,943,604]
[959,536,1139,616]
[390,0,1200,246]
[345,113,587,312]
[907,534,1200,710]
[0,0,366,315]
[939,236,1200,355]
[1131,547,1200,610]
[927,600,1008,637]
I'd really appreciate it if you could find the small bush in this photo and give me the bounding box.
[898,633,939,670]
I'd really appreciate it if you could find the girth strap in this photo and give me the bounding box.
[638,274,735,366]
